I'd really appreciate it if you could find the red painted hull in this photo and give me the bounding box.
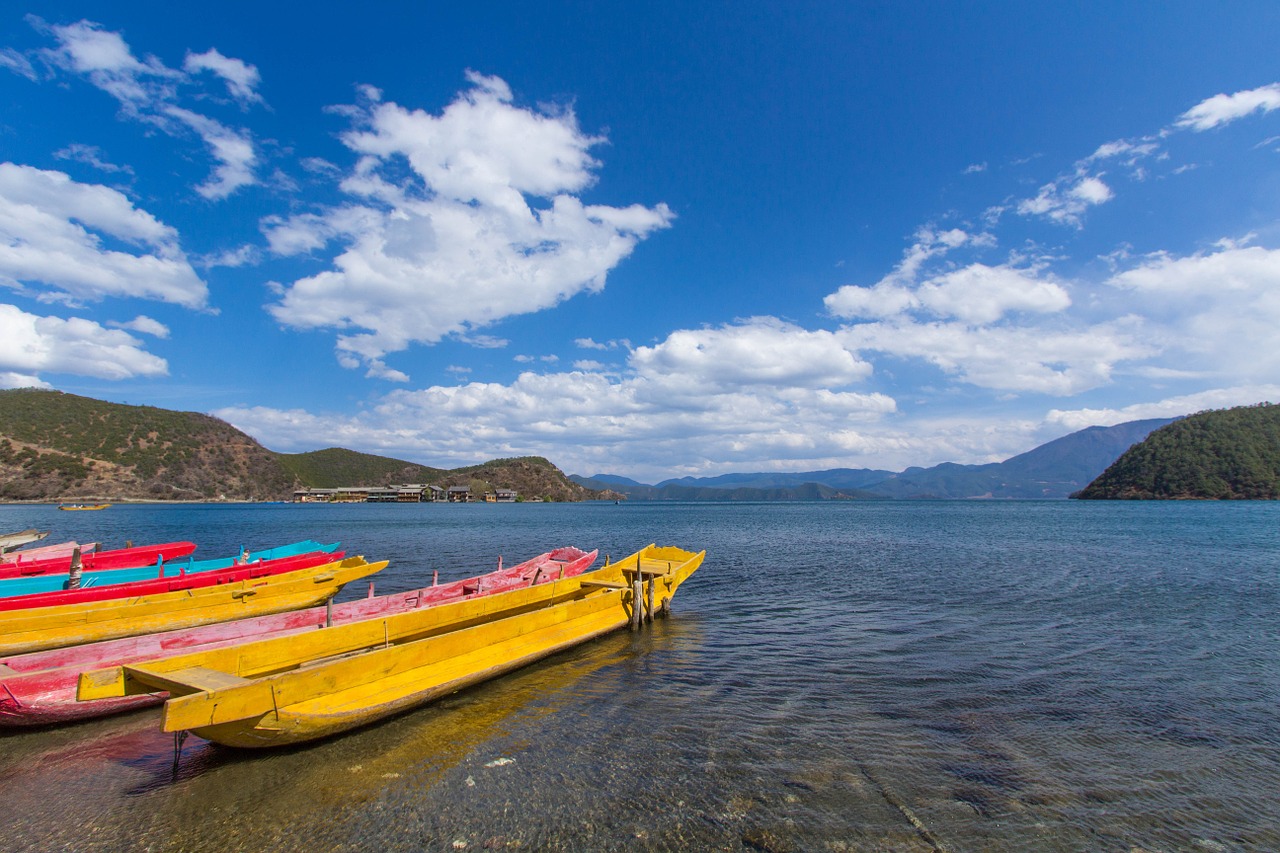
[0,547,596,726]
[0,550,345,612]
[0,541,197,579]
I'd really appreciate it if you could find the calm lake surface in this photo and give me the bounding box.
[1,500,1277,852]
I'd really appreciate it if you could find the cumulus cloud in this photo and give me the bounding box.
[216,318,899,478]
[828,261,1069,325]
[842,318,1152,395]
[266,72,673,378]
[629,318,872,397]
[0,163,207,307]
[27,18,261,199]
[1176,83,1280,131]
[0,303,168,381]
[1106,243,1280,376]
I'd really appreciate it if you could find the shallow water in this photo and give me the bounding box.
[1,500,1277,851]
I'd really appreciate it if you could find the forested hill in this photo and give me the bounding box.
[0,388,295,500]
[1074,403,1280,499]
[0,389,598,502]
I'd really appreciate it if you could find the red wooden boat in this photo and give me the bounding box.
[0,541,196,580]
[0,547,596,726]
[0,549,345,612]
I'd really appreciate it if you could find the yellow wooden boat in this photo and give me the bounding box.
[57,503,111,511]
[1,556,385,656]
[79,545,703,748]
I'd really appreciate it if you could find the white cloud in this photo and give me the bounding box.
[215,318,899,478]
[1046,385,1280,431]
[53,143,133,175]
[1106,243,1280,377]
[300,157,341,177]
[218,370,897,479]
[841,318,1153,395]
[915,263,1069,324]
[1088,138,1160,164]
[825,227,993,319]
[828,258,1069,325]
[200,244,260,268]
[31,18,260,199]
[1017,173,1114,225]
[0,303,168,380]
[1176,83,1280,131]
[630,318,872,395]
[266,73,673,377]
[162,106,257,199]
[38,18,179,110]
[183,48,263,106]
[0,163,207,307]
[108,315,169,338]
[0,47,36,80]
[0,372,47,389]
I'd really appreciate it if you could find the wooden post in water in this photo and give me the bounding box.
[647,576,655,623]
[67,546,83,589]
[634,573,645,627]
[325,597,333,627]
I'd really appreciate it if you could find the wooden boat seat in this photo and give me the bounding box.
[136,665,252,694]
[626,560,677,578]
[578,579,627,590]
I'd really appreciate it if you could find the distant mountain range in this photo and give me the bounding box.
[573,417,1177,500]
[1,387,1219,502]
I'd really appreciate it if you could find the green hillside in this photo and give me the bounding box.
[278,447,446,489]
[0,389,600,502]
[0,388,296,500]
[1074,403,1280,499]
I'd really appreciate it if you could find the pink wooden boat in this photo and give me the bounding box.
[0,541,196,580]
[0,546,596,726]
[0,541,98,564]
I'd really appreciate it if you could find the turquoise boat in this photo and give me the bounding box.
[0,540,340,599]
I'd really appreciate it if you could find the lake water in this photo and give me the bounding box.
[1,500,1277,852]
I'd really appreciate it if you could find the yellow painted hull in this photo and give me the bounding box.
[1,557,386,656]
[80,545,703,748]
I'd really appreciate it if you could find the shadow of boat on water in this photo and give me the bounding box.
[120,628,650,805]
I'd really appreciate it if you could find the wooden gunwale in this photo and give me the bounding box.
[0,556,383,656]
[0,548,595,727]
[81,546,703,747]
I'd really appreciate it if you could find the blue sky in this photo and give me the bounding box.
[2,2,1279,482]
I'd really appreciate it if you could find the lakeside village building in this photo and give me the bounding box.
[292,485,519,504]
